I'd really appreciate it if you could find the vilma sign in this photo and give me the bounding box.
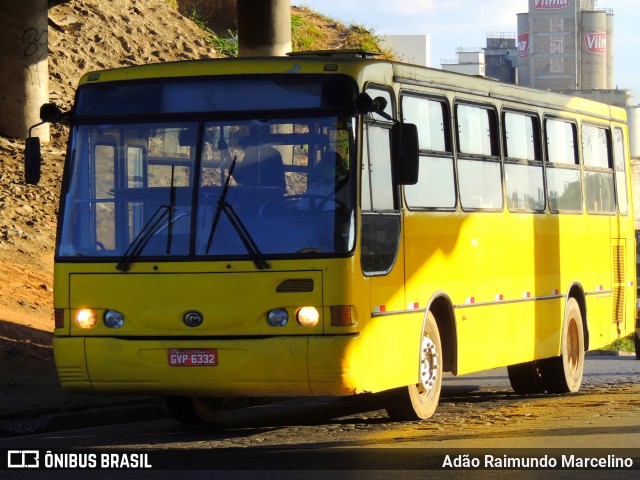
[518,32,530,57]
[584,32,607,54]
[533,0,571,9]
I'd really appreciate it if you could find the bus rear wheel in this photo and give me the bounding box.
[164,396,226,424]
[385,311,442,421]
[538,298,585,393]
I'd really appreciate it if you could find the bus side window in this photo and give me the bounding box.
[402,95,455,210]
[503,111,545,212]
[456,103,502,210]
[545,118,581,213]
[361,123,401,275]
[613,128,629,215]
[582,124,614,214]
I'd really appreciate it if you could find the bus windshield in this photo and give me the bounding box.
[58,115,355,263]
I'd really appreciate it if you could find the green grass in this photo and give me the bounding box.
[177,3,395,59]
[291,13,324,51]
[210,30,238,57]
[345,23,380,52]
[600,334,635,352]
[181,3,239,57]
[187,5,210,32]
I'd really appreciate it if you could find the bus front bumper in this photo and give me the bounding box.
[53,335,360,397]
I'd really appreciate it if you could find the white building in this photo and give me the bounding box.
[379,35,431,67]
[440,48,486,76]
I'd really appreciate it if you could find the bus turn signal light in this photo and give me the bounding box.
[330,305,353,327]
[54,309,65,329]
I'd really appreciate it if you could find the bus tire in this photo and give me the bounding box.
[385,311,442,421]
[164,396,225,424]
[507,361,545,394]
[539,297,585,393]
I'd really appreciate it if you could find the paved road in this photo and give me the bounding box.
[1,355,638,479]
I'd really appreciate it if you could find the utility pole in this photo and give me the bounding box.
[0,0,49,141]
[237,0,291,57]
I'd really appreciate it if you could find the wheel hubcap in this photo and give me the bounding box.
[419,334,439,395]
[566,318,580,374]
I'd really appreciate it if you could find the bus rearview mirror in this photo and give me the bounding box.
[24,137,42,185]
[392,122,419,185]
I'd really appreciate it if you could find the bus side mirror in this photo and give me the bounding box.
[24,137,42,185]
[23,103,65,185]
[392,122,419,185]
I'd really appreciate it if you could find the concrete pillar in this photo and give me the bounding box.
[0,0,49,141]
[237,0,291,57]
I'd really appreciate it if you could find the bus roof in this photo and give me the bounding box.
[76,52,627,124]
[77,54,385,85]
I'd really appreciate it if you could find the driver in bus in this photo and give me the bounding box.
[296,151,349,211]
[233,144,286,194]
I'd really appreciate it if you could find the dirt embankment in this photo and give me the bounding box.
[1,0,218,419]
[1,0,216,324]
[1,0,357,421]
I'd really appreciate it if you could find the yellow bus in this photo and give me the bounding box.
[27,51,635,423]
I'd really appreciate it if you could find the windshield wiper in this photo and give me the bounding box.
[116,204,173,272]
[205,157,270,270]
[117,165,179,272]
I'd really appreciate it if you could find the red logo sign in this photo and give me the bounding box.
[584,33,607,54]
[518,32,530,57]
[533,0,571,9]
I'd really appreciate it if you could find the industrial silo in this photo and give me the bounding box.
[580,10,607,90]
[516,13,530,87]
[606,12,615,89]
[579,0,596,10]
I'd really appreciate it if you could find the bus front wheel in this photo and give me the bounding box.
[539,297,585,393]
[385,311,442,421]
[164,396,226,424]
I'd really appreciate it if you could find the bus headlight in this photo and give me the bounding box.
[76,309,98,329]
[104,310,125,329]
[267,308,288,327]
[297,306,319,327]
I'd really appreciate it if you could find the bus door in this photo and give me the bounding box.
[361,108,406,315]
[611,127,634,334]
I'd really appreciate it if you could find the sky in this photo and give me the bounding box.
[292,0,639,103]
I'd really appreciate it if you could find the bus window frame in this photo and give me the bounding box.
[454,100,504,213]
[360,83,402,277]
[543,115,582,214]
[400,91,457,212]
[501,108,546,214]
[581,122,615,216]
[613,127,629,216]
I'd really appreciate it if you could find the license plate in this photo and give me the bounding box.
[168,348,218,366]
